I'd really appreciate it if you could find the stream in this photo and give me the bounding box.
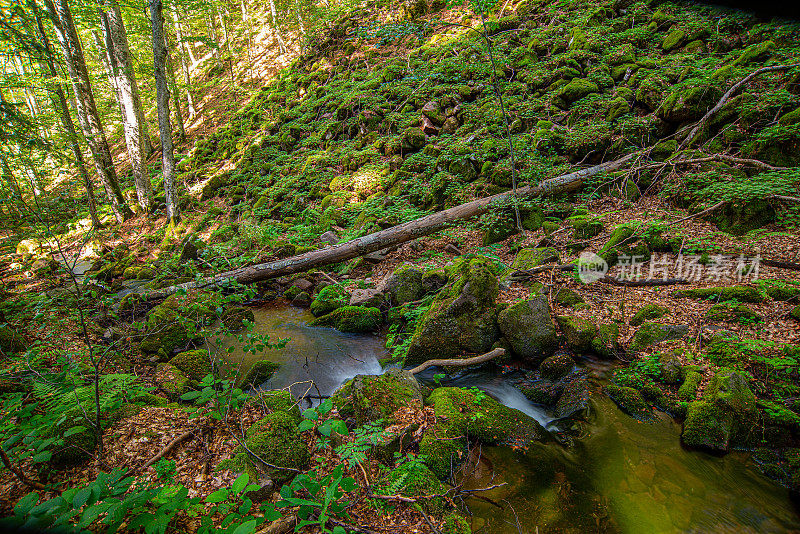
[200,304,800,532]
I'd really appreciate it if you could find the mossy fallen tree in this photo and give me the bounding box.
[139,154,638,301]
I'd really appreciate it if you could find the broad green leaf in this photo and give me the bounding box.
[232,473,249,494]
[206,489,230,503]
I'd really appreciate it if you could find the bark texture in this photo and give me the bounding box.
[149,0,179,223]
[97,0,153,211]
[44,0,131,223]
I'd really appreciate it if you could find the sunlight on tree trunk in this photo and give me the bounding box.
[149,0,179,224]
[268,0,287,55]
[171,8,196,119]
[44,0,131,224]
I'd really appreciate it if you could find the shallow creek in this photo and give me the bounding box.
[214,304,800,533]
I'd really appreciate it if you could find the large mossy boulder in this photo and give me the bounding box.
[629,322,688,352]
[384,266,425,305]
[139,293,216,361]
[237,360,280,388]
[405,256,500,365]
[169,349,212,382]
[222,411,310,484]
[507,247,560,273]
[310,306,381,333]
[334,369,423,424]
[498,295,557,364]
[420,387,547,478]
[556,315,597,352]
[630,304,668,326]
[221,307,255,331]
[709,200,776,235]
[557,78,599,104]
[682,369,757,452]
[154,363,192,400]
[605,385,651,419]
[310,284,351,317]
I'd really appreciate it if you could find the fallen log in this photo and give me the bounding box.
[598,275,689,287]
[408,348,505,375]
[139,154,638,301]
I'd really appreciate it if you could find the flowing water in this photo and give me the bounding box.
[217,304,800,533]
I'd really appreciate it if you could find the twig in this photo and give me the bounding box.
[681,64,799,148]
[666,201,727,226]
[408,348,505,374]
[135,430,194,472]
[768,195,800,204]
[326,518,379,534]
[761,258,800,272]
[0,447,48,490]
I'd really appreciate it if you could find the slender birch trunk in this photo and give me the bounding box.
[32,2,102,228]
[97,0,153,211]
[164,32,186,142]
[149,0,179,224]
[43,0,131,223]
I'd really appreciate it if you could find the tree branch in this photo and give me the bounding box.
[408,348,505,375]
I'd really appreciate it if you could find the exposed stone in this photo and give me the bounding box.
[498,295,558,364]
[384,266,425,305]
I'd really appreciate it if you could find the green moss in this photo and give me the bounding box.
[283,285,302,300]
[498,296,557,363]
[419,426,465,479]
[243,411,310,483]
[661,29,685,51]
[154,363,192,400]
[248,390,300,421]
[630,322,688,352]
[556,315,597,352]
[382,460,447,513]
[791,306,800,321]
[593,322,622,359]
[345,369,422,424]
[554,288,584,306]
[569,215,604,239]
[385,266,425,305]
[605,385,651,419]
[221,307,255,331]
[169,349,212,382]
[766,285,800,301]
[659,85,723,123]
[442,513,472,534]
[557,78,599,104]
[682,401,731,451]
[508,247,560,272]
[539,353,574,380]
[733,40,776,66]
[658,349,684,385]
[630,304,668,327]
[238,360,280,388]
[310,284,350,317]
[673,285,764,303]
[310,306,381,332]
[705,303,761,324]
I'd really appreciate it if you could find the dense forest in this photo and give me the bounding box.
[1,0,800,531]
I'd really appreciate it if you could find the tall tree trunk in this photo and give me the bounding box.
[164,32,186,142]
[43,0,131,224]
[268,0,287,54]
[97,0,153,212]
[295,0,306,53]
[32,2,102,229]
[206,13,218,59]
[149,0,179,224]
[175,8,197,64]
[171,8,196,118]
[90,29,125,115]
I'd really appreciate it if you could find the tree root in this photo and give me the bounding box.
[135,430,194,472]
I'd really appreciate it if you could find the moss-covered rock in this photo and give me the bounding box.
[661,28,686,51]
[705,303,761,323]
[792,306,800,321]
[682,369,757,452]
[238,360,280,388]
[678,370,702,401]
[498,295,557,364]
[630,322,689,352]
[539,353,574,381]
[733,40,775,65]
[630,304,668,327]
[422,387,546,478]
[556,315,597,352]
[384,266,425,305]
[154,363,192,400]
[169,349,212,382]
[766,285,800,302]
[673,285,764,303]
[310,305,382,332]
[239,411,310,483]
[247,390,301,421]
[557,78,599,104]
[221,307,255,331]
[139,293,215,361]
[310,284,350,317]
[657,350,684,385]
[401,127,427,151]
[406,256,500,364]
[659,86,723,123]
[337,369,422,424]
[569,215,604,239]
[507,247,560,272]
[554,288,584,306]
[593,322,622,359]
[605,385,651,419]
